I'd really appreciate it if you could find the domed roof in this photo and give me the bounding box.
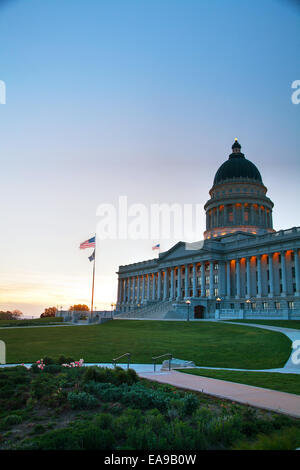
[213,139,263,186]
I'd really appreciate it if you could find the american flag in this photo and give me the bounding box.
[152,243,160,251]
[80,236,96,250]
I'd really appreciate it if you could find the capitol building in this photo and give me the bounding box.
[116,139,300,320]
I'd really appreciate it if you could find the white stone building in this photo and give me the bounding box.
[116,140,300,320]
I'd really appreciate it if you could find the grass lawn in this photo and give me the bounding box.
[223,320,300,330]
[0,320,292,369]
[178,368,300,395]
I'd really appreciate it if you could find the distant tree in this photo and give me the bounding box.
[0,311,14,321]
[40,306,58,318]
[11,309,23,319]
[69,304,89,312]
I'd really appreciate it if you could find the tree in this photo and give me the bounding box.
[0,311,14,321]
[11,309,23,319]
[0,310,23,320]
[40,306,58,318]
[69,304,89,312]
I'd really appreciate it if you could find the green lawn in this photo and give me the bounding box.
[223,320,300,330]
[178,368,300,395]
[0,320,291,369]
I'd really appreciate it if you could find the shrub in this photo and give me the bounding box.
[93,413,114,430]
[58,355,75,365]
[182,394,199,415]
[44,364,63,374]
[233,426,300,450]
[3,414,23,426]
[67,391,98,409]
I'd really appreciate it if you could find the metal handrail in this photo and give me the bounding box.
[151,353,172,372]
[112,352,131,369]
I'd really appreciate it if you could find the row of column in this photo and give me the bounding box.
[227,249,300,299]
[117,249,300,305]
[117,262,219,305]
[207,203,273,229]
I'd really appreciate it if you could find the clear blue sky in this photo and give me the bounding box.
[0,0,299,315]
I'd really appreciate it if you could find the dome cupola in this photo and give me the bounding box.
[204,139,275,239]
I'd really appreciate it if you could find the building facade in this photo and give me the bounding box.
[116,140,300,320]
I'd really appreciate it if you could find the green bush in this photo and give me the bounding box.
[233,426,300,450]
[182,394,199,415]
[3,414,23,426]
[67,391,98,409]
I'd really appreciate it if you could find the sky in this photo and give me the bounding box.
[0,0,299,316]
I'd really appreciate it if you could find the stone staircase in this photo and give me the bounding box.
[117,300,175,319]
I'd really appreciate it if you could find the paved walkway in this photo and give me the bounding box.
[139,370,300,418]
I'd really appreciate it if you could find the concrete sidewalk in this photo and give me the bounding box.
[139,370,300,418]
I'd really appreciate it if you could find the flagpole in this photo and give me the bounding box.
[91,234,96,315]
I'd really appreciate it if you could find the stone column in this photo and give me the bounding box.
[226,261,231,298]
[192,263,197,297]
[233,205,236,225]
[235,259,241,299]
[224,205,228,226]
[127,277,131,304]
[295,249,300,297]
[219,261,226,297]
[241,204,245,225]
[201,263,205,297]
[246,257,251,298]
[177,266,182,300]
[122,279,126,304]
[216,207,219,227]
[146,274,151,300]
[136,276,140,304]
[141,276,145,303]
[132,276,136,304]
[268,253,274,298]
[163,269,168,300]
[185,264,189,298]
[281,251,287,296]
[157,270,162,300]
[170,268,175,300]
[152,273,156,300]
[209,261,214,299]
[250,205,254,225]
[117,278,122,305]
[257,256,262,298]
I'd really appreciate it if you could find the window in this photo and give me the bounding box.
[251,302,256,310]
[275,302,280,309]
[205,289,210,297]
[214,275,218,284]
[214,288,218,297]
[288,301,294,310]
[240,303,244,310]
[230,303,235,309]
[205,276,210,284]
[262,302,268,310]
[214,263,219,270]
